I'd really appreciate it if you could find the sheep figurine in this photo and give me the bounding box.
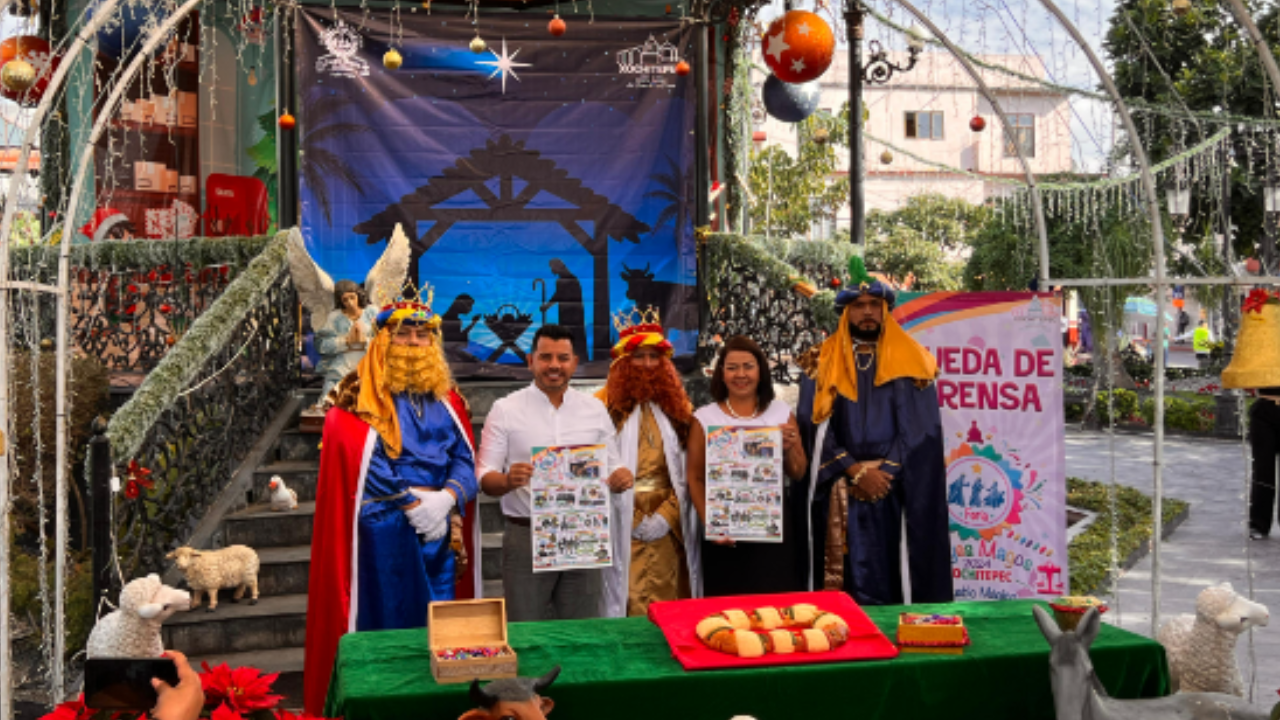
[166,545,261,612]
[268,474,298,512]
[1157,581,1270,696]
[86,574,191,659]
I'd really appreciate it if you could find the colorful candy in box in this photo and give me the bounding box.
[428,598,519,683]
[896,613,970,655]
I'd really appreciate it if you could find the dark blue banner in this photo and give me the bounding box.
[296,9,697,378]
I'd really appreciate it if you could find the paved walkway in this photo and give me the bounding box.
[1067,429,1280,699]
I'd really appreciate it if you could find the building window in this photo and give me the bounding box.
[905,111,944,140]
[1005,114,1035,157]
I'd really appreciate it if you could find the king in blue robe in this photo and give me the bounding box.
[357,394,477,630]
[795,257,953,606]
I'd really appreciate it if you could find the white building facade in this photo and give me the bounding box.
[752,51,1073,234]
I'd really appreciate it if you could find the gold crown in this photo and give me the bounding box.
[612,305,663,338]
[373,280,435,310]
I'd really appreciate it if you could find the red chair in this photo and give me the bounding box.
[204,174,269,236]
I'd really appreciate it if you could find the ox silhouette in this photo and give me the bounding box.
[619,263,698,332]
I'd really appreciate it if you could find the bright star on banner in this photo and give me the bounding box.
[477,37,531,94]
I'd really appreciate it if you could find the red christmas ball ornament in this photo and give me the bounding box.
[0,35,60,106]
[970,116,986,132]
[761,10,835,84]
[829,277,842,289]
[675,60,691,76]
[548,14,566,36]
[278,111,296,130]
[1246,257,1262,274]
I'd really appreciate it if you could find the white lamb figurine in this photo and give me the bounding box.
[86,574,191,659]
[166,545,261,612]
[1157,581,1270,696]
[268,474,298,512]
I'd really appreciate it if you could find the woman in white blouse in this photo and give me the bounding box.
[686,335,808,596]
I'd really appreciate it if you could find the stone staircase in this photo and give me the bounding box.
[159,383,530,707]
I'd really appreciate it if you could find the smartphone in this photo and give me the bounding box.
[83,657,179,711]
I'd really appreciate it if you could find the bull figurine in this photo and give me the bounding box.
[459,666,561,720]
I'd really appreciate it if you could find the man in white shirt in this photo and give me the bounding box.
[478,324,635,621]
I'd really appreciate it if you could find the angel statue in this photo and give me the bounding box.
[287,225,411,405]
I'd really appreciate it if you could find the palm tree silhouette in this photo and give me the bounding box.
[301,90,374,225]
[644,153,692,238]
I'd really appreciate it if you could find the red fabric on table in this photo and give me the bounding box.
[646,590,899,671]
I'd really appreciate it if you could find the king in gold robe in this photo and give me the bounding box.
[598,311,701,617]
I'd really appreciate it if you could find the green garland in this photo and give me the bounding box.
[106,231,291,460]
[8,235,273,279]
[863,127,1231,193]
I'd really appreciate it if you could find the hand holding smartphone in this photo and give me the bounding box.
[84,657,180,711]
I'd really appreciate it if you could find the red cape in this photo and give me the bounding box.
[303,390,477,717]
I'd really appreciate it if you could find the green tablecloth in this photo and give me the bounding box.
[325,600,1169,720]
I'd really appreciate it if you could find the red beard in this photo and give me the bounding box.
[606,357,693,446]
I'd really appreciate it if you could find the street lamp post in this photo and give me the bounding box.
[1264,163,1279,274]
[845,1,924,246]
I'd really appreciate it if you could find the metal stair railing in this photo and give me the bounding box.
[86,230,300,609]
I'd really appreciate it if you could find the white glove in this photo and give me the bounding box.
[631,514,671,543]
[403,490,455,542]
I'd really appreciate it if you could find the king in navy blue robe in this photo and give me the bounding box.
[797,357,953,605]
[793,256,952,607]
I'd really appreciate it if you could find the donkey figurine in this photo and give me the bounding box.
[1033,605,1267,720]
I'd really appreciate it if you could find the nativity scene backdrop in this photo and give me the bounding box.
[296,10,698,377]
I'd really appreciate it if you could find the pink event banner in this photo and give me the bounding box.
[894,292,1068,601]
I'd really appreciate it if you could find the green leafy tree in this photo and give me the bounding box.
[866,193,991,253]
[1103,0,1280,351]
[863,226,963,291]
[746,108,849,237]
[246,110,279,232]
[855,193,990,291]
[967,200,1152,390]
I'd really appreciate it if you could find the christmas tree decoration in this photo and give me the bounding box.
[762,74,820,123]
[760,9,835,84]
[1172,0,1192,15]
[383,48,403,69]
[470,35,488,53]
[278,111,296,130]
[880,150,894,165]
[970,116,986,132]
[812,127,830,145]
[548,14,566,36]
[248,67,258,86]
[676,60,691,76]
[0,35,57,105]
[1,59,35,93]
[829,277,842,289]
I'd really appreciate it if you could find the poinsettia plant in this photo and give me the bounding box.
[1242,288,1280,314]
[123,459,155,501]
[40,664,324,720]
